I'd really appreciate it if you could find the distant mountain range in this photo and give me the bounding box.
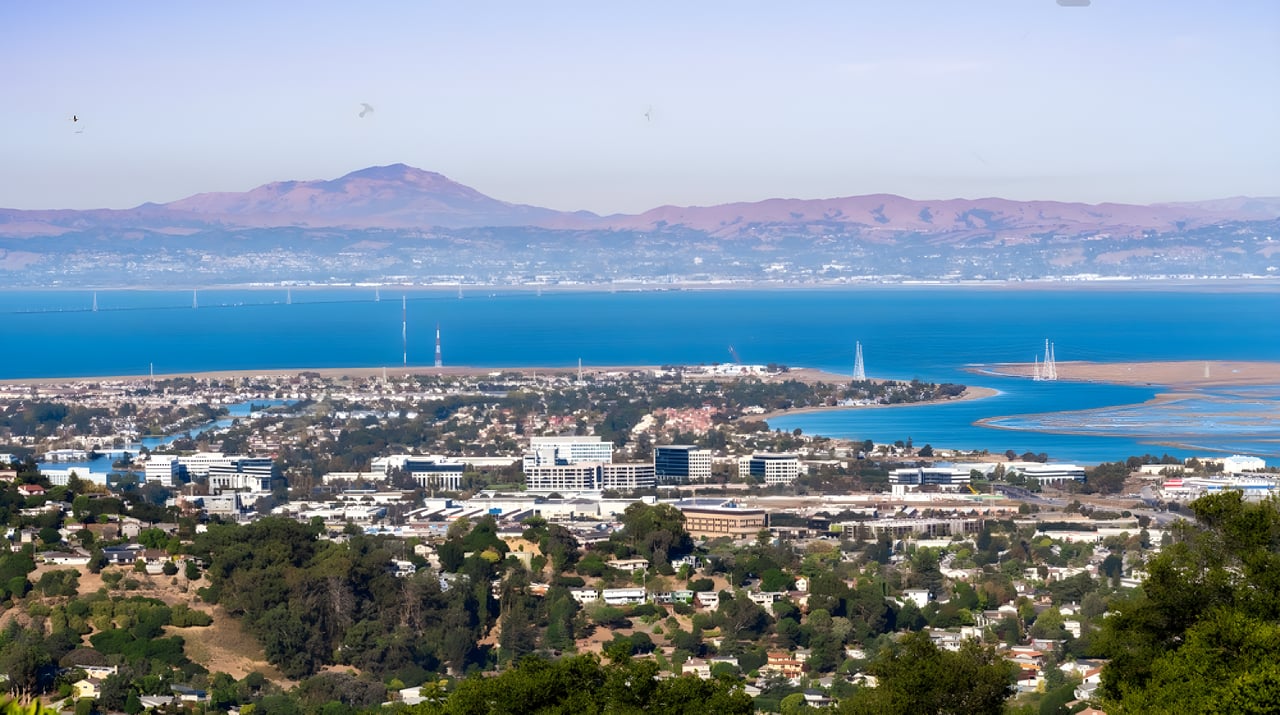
[2,164,1278,285]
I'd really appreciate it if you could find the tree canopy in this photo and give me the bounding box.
[1099,492,1280,713]
[407,654,753,715]
[838,631,1016,715]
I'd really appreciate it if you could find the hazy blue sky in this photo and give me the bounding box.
[3,1,1277,213]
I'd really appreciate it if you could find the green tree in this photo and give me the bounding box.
[1099,492,1280,713]
[839,632,1016,715]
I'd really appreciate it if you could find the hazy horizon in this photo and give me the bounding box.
[4,1,1278,213]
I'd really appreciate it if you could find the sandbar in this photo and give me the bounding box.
[969,360,1280,388]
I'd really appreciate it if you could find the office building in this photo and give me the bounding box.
[673,499,768,539]
[655,445,712,483]
[523,436,613,471]
[144,456,181,486]
[208,456,274,493]
[738,453,801,485]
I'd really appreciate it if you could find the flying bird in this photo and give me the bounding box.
[69,115,84,133]
[644,106,652,122]
[358,103,374,118]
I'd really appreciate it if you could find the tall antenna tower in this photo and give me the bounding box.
[286,287,292,305]
[1033,355,1041,381]
[434,323,442,368]
[402,296,407,366]
[853,341,866,380]
[375,286,380,302]
[92,292,98,312]
[192,290,198,309]
[578,358,583,382]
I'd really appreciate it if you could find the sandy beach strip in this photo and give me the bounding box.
[969,360,1280,388]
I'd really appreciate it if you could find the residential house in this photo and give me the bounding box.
[73,678,103,700]
[681,658,711,678]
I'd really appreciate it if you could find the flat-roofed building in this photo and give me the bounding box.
[889,465,973,493]
[1004,462,1086,485]
[525,463,600,493]
[600,462,656,491]
[738,453,801,485]
[673,499,768,539]
[175,452,232,478]
[523,461,655,493]
[208,456,273,493]
[401,456,466,491]
[655,445,713,483]
[145,456,181,486]
[523,436,613,471]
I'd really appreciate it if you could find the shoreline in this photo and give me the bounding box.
[0,365,862,387]
[3,277,1278,294]
[759,385,1000,422]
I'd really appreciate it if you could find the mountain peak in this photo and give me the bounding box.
[156,165,566,229]
[340,163,440,182]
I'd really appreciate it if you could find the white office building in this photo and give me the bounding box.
[522,461,656,493]
[600,462,657,491]
[1221,455,1267,474]
[889,465,974,493]
[175,452,234,478]
[144,456,181,486]
[738,453,801,485]
[1004,462,1087,485]
[41,468,110,487]
[207,456,274,493]
[523,436,613,471]
[525,464,601,493]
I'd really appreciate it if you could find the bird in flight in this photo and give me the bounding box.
[644,106,652,122]
[69,115,84,133]
[358,103,374,118]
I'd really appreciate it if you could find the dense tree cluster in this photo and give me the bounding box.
[838,632,1016,714]
[399,654,754,715]
[1099,492,1280,713]
[192,518,495,681]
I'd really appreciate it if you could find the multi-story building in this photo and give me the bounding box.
[655,445,712,483]
[524,461,656,492]
[369,454,473,491]
[738,453,801,485]
[600,462,656,491]
[402,456,466,491]
[673,499,768,539]
[1003,462,1087,485]
[207,456,273,493]
[174,452,232,478]
[525,464,601,493]
[144,456,180,486]
[889,465,973,493]
[523,436,613,471]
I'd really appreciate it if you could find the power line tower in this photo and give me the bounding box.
[853,341,866,380]
[1041,339,1058,381]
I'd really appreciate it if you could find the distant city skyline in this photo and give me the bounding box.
[3,1,1277,213]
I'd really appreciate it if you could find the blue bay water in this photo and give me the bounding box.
[3,287,1278,464]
